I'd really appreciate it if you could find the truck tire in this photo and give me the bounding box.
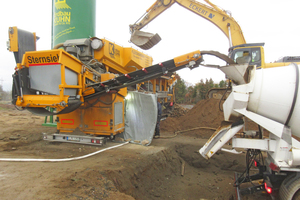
[279,174,300,200]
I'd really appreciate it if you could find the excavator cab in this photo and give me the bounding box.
[228,43,264,69]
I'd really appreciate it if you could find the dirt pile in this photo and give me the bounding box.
[161,98,264,139]
[163,103,188,118]
[161,99,224,138]
[179,99,224,130]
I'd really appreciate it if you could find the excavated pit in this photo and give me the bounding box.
[0,101,272,199]
[53,139,246,200]
[104,143,247,200]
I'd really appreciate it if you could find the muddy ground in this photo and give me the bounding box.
[0,101,272,200]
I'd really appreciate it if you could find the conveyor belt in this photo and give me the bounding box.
[85,58,198,100]
[84,50,236,100]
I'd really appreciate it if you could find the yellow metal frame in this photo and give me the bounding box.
[8,27,19,52]
[94,38,153,74]
[8,26,38,52]
[58,89,127,136]
[9,27,179,137]
[15,49,85,108]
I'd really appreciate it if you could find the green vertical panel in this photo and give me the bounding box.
[52,0,96,48]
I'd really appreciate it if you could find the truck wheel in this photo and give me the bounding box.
[279,174,300,200]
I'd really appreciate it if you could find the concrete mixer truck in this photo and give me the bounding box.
[199,62,300,199]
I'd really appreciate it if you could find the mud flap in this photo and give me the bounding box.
[130,30,161,50]
[199,120,244,159]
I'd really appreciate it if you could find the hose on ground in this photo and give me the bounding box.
[0,142,129,162]
[158,126,217,139]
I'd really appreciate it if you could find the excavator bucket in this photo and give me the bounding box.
[130,30,161,50]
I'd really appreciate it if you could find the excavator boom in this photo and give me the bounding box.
[129,0,246,49]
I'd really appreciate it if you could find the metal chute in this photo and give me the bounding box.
[130,30,161,50]
[199,120,244,159]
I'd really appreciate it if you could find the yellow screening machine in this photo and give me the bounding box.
[8,26,202,141]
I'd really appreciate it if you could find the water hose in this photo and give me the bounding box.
[0,142,129,162]
[158,127,217,139]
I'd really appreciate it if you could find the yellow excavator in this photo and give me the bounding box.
[129,0,300,70]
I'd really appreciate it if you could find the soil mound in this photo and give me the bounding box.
[163,103,188,118]
[180,99,223,130]
[161,98,263,139]
[161,99,224,138]
[160,117,180,132]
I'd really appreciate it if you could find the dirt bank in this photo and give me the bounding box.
[161,99,224,138]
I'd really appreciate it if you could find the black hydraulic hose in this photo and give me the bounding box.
[98,92,117,105]
[219,81,232,112]
[85,92,117,108]
[17,70,23,98]
[258,125,263,139]
[85,94,102,108]
[234,149,263,187]
[12,73,21,97]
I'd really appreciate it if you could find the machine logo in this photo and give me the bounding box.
[55,0,71,10]
[109,43,115,58]
[208,13,215,19]
[54,0,71,26]
[189,3,215,19]
[27,54,60,66]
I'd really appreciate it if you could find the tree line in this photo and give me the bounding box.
[0,76,227,103]
[174,74,227,104]
[0,85,11,101]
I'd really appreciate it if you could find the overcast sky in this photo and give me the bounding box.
[1,0,300,91]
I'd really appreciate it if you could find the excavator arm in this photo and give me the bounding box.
[129,0,246,49]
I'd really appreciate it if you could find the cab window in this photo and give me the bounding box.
[230,48,262,68]
[251,50,260,62]
[233,51,244,62]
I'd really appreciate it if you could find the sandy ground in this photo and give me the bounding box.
[0,102,273,200]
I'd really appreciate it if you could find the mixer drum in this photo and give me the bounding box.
[247,63,300,137]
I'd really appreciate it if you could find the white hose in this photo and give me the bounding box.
[0,142,129,162]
